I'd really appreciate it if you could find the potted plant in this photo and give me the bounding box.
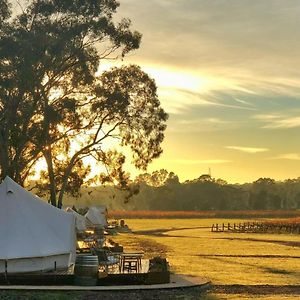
[145,257,170,284]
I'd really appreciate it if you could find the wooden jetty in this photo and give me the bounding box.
[211,222,300,234]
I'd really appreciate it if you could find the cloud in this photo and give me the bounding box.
[162,86,258,114]
[271,153,300,160]
[166,159,231,165]
[234,98,255,107]
[263,116,300,129]
[226,146,269,153]
[157,87,214,114]
[178,117,235,127]
[253,114,300,129]
[253,114,282,121]
[119,0,300,98]
[167,115,244,133]
[178,118,229,126]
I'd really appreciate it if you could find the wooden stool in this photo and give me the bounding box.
[123,259,138,273]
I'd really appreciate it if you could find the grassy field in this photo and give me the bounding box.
[1,218,299,299]
[113,218,300,299]
[114,218,300,285]
[109,210,300,219]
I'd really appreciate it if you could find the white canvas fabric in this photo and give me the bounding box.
[0,177,76,273]
[65,207,87,232]
[97,205,108,215]
[85,207,107,227]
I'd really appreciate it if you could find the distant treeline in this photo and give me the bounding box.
[108,210,300,219]
[64,170,300,211]
[125,173,300,211]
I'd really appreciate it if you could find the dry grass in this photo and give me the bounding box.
[1,218,298,300]
[108,210,300,219]
[266,216,300,225]
[113,218,300,286]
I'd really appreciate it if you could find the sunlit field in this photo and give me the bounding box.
[109,210,300,219]
[113,218,300,286]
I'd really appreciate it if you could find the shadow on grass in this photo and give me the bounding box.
[0,291,81,300]
[202,256,297,278]
[216,237,300,248]
[196,254,300,259]
[0,289,220,300]
[264,267,292,275]
[133,226,207,237]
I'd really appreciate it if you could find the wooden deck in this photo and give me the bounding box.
[107,259,149,274]
[0,274,210,290]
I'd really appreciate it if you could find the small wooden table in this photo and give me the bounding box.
[120,253,143,273]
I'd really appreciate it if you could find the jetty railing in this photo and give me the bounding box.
[211,222,300,234]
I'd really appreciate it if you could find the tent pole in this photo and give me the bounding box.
[4,260,9,284]
[54,261,57,284]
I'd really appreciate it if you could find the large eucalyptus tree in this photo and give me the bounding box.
[0,0,168,207]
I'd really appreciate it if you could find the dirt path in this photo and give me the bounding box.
[133,226,207,237]
[2,284,299,299]
[115,233,168,258]
[0,287,212,300]
[212,284,300,295]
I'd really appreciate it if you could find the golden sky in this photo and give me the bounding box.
[29,1,300,184]
[106,0,300,184]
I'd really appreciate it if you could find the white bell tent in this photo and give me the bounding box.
[97,205,108,215]
[65,207,87,232]
[85,206,108,228]
[0,177,76,273]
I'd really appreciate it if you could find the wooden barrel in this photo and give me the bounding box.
[74,255,99,286]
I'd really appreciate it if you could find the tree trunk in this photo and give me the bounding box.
[44,148,57,207]
[57,156,78,209]
[0,131,10,181]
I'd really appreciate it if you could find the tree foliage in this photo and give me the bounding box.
[0,0,167,207]
[102,173,300,211]
[0,0,10,23]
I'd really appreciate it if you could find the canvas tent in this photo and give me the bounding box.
[85,206,107,228]
[66,207,87,232]
[0,177,76,273]
[97,205,108,215]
